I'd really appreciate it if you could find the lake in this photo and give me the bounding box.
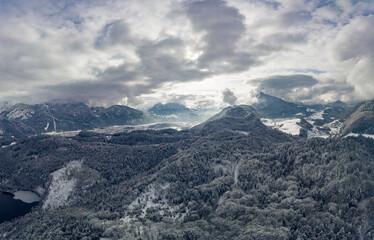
[0,191,40,224]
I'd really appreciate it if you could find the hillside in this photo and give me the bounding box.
[1,105,374,239]
[340,99,374,136]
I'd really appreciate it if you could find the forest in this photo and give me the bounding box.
[0,113,374,239]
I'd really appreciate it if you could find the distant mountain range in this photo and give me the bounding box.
[0,94,373,140]
[0,101,150,137]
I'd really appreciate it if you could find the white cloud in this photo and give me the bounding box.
[330,14,374,100]
[0,0,373,106]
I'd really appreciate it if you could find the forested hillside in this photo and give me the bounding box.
[1,106,374,239]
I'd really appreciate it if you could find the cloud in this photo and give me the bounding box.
[0,0,374,106]
[136,38,209,84]
[330,15,374,100]
[249,74,341,103]
[222,88,237,105]
[251,74,318,90]
[95,20,132,48]
[255,32,306,53]
[186,0,256,73]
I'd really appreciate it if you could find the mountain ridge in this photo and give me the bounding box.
[0,101,150,137]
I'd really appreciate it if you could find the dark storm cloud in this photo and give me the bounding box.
[186,0,256,73]
[222,88,237,105]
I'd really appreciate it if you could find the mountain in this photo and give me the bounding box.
[252,92,309,118]
[339,99,374,136]
[93,105,150,126]
[311,100,350,126]
[193,105,262,132]
[192,105,293,143]
[0,102,150,137]
[148,103,191,116]
[1,114,374,239]
[147,102,206,125]
[250,93,354,138]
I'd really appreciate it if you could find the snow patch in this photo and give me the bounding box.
[323,120,343,136]
[345,133,374,140]
[307,110,324,123]
[1,142,16,148]
[262,118,301,135]
[7,106,34,120]
[44,130,81,137]
[43,161,82,209]
[13,191,41,203]
[307,128,329,139]
[44,122,50,131]
[234,131,249,136]
[128,183,170,218]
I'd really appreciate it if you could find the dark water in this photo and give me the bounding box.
[0,192,38,224]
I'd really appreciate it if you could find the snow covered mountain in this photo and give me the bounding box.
[251,92,353,138]
[0,102,150,137]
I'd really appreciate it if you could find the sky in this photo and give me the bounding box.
[0,0,373,109]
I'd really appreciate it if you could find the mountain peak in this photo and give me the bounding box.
[253,92,306,118]
[193,105,267,134]
[224,105,256,118]
[148,102,191,115]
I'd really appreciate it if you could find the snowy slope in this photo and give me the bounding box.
[261,118,301,135]
[43,161,82,209]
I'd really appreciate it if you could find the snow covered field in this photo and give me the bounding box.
[261,118,301,135]
[43,122,194,137]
